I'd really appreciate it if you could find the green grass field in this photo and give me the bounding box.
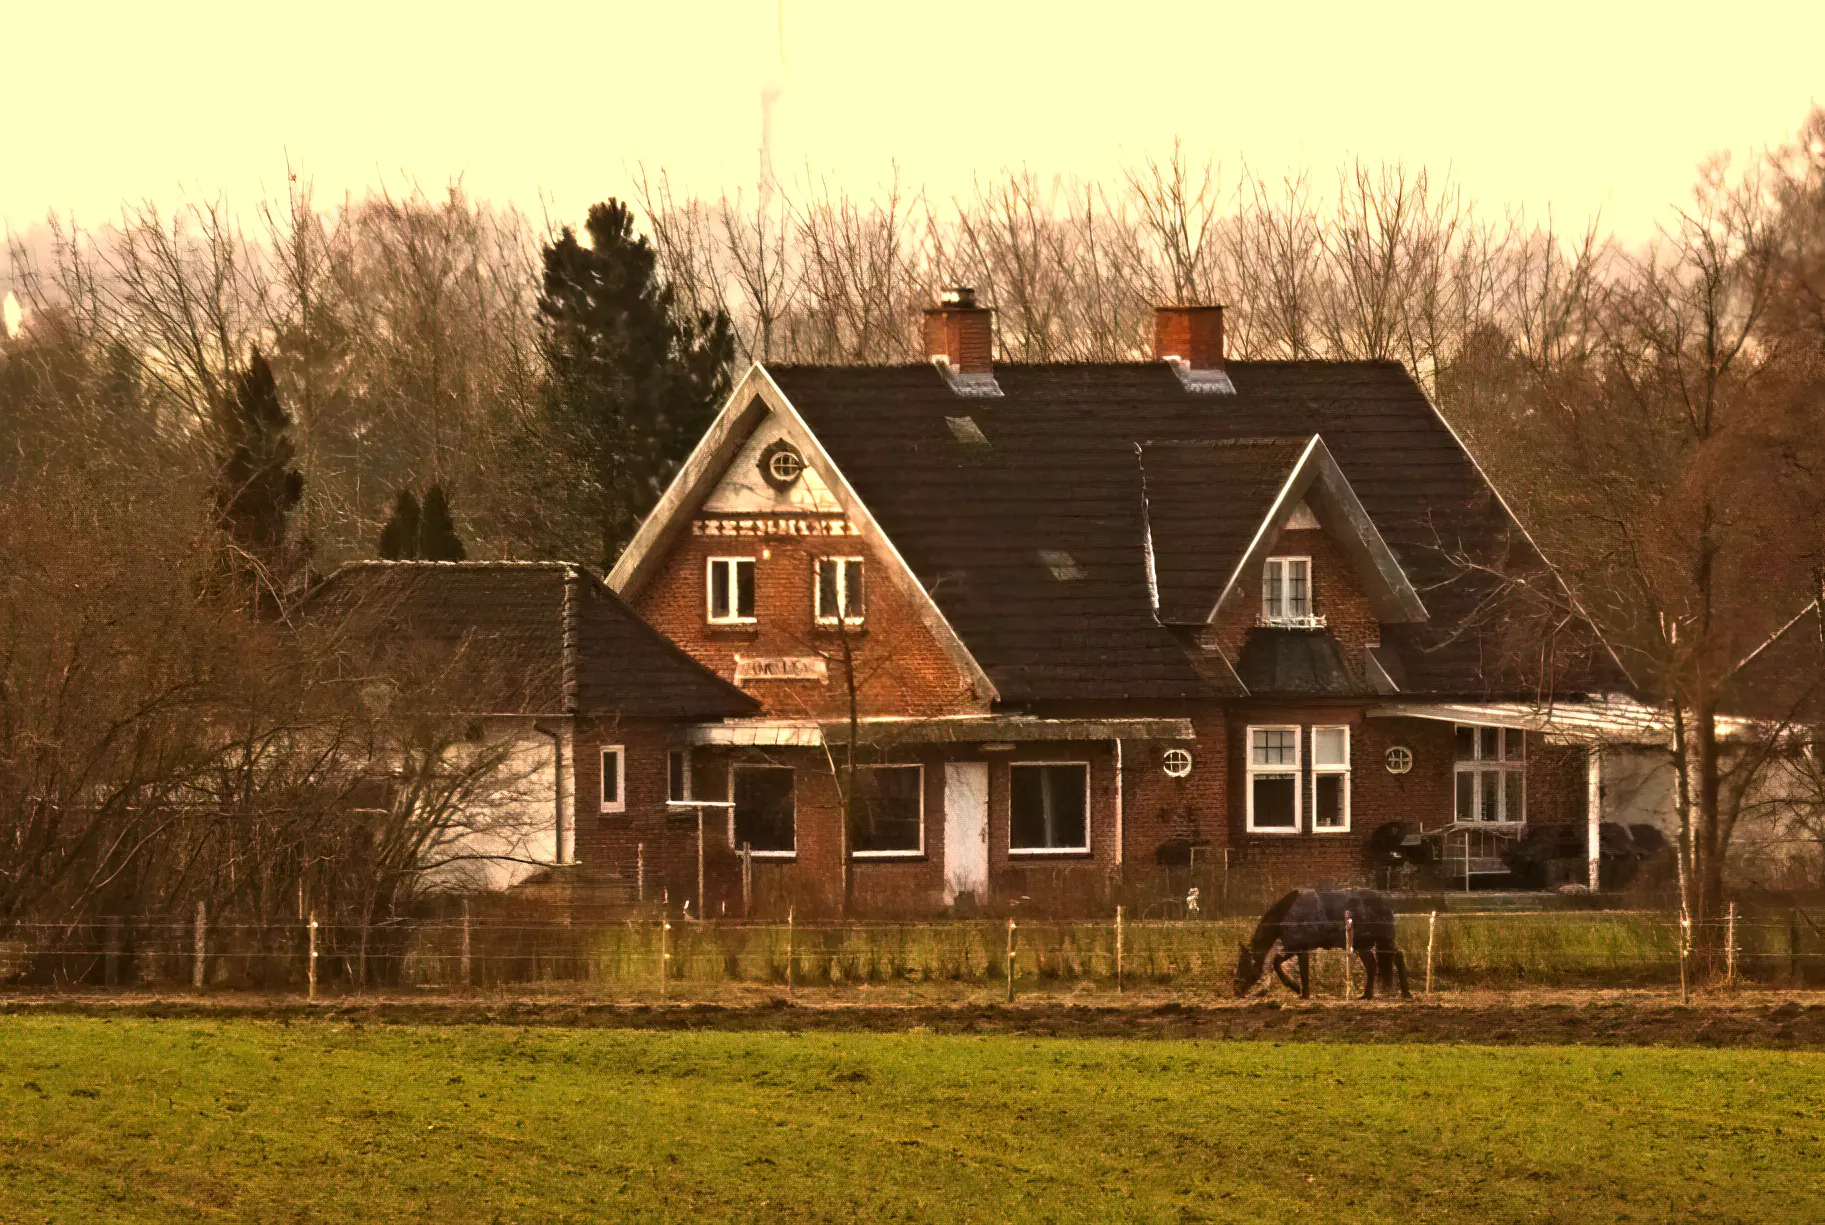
[2,1017,1821,1223]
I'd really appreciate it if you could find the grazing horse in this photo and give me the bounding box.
[1233,889,1411,1000]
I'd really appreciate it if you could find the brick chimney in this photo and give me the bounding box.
[1154,304,1234,394]
[1154,304,1225,370]
[923,287,994,374]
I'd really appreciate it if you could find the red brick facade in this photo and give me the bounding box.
[632,530,983,720]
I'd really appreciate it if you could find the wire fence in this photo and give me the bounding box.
[3,905,1821,998]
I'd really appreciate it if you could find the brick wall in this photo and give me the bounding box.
[632,531,983,720]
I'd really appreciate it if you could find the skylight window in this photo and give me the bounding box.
[1039,550,1087,581]
[946,415,990,447]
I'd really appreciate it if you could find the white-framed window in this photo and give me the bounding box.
[1262,556,1321,627]
[707,556,756,624]
[1246,725,1301,833]
[1009,762,1090,854]
[1455,725,1525,824]
[1162,748,1193,778]
[667,749,691,803]
[1311,725,1351,832]
[851,764,923,857]
[814,556,865,625]
[600,745,625,813]
[731,764,795,856]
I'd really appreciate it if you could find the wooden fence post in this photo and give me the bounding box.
[1006,918,1017,1004]
[460,899,472,990]
[1115,905,1125,994]
[1425,910,1437,998]
[1343,914,1354,1000]
[785,907,794,1000]
[307,911,318,1002]
[659,919,670,1002]
[741,843,753,917]
[1791,909,1802,985]
[1725,902,1737,988]
[636,843,645,906]
[1678,910,1691,1005]
[192,900,206,990]
[696,808,706,922]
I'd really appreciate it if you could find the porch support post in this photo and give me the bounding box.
[1586,744,1603,891]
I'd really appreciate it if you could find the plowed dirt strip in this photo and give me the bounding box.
[6,989,1825,1046]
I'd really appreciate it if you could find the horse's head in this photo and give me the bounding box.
[1232,942,1266,997]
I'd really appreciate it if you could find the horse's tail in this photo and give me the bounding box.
[1250,889,1305,949]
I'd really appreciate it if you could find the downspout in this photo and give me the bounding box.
[1113,739,1124,868]
[534,722,570,865]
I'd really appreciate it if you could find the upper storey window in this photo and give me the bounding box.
[707,557,756,623]
[1262,556,1322,628]
[815,557,864,625]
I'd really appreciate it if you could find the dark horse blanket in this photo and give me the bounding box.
[1233,889,1411,999]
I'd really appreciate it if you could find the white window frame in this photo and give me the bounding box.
[1310,725,1351,834]
[850,763,925,859]
[667,748,691,803]
[706,556,756,625]
[600,745,626,814]
[728,763,796,858]
[1261,556,1322,628]
[1007,761,1093,855]
[814,555,865,626]
[1453,724,1526,826]
[1246,725,1302,834]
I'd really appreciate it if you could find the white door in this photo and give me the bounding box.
[944,762,989,905]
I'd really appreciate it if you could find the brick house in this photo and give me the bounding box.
[605,291,1642,917]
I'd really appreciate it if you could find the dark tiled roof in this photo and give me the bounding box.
[1234,628,1363,696]
[305,562,757,719]
[1140,437,1309,625]
[768,361,1624,704]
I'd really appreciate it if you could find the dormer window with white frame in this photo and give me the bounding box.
[1262,556,1323,628]
[814,556,864,625]
[707,557,756,624]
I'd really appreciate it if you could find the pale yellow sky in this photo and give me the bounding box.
[4,0,1822,244]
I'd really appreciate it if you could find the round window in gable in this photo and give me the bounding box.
[760,440,805,489]
[1162,748,1193,778]
[1385,746,1413,775]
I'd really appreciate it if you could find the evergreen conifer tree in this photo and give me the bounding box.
[537,200,734,569]
[378,488,422,559]
[215,347,304,558]
[416,484,466,561]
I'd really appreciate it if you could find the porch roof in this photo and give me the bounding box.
[686,715,1195,748]
[1366,696,1759,745]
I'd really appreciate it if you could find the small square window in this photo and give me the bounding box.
[1313,727,1349,768]
[600,746,625,813]
[852,765,923,856]
[1009,763,1089,853]
[1251,728,1298,767]
[1251,776,1298,829]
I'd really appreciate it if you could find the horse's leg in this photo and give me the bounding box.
[1271,952,1302,994]
[1394,949,1412,1000]
[1298,951,1310,999]
[1358,948,1377,1000]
